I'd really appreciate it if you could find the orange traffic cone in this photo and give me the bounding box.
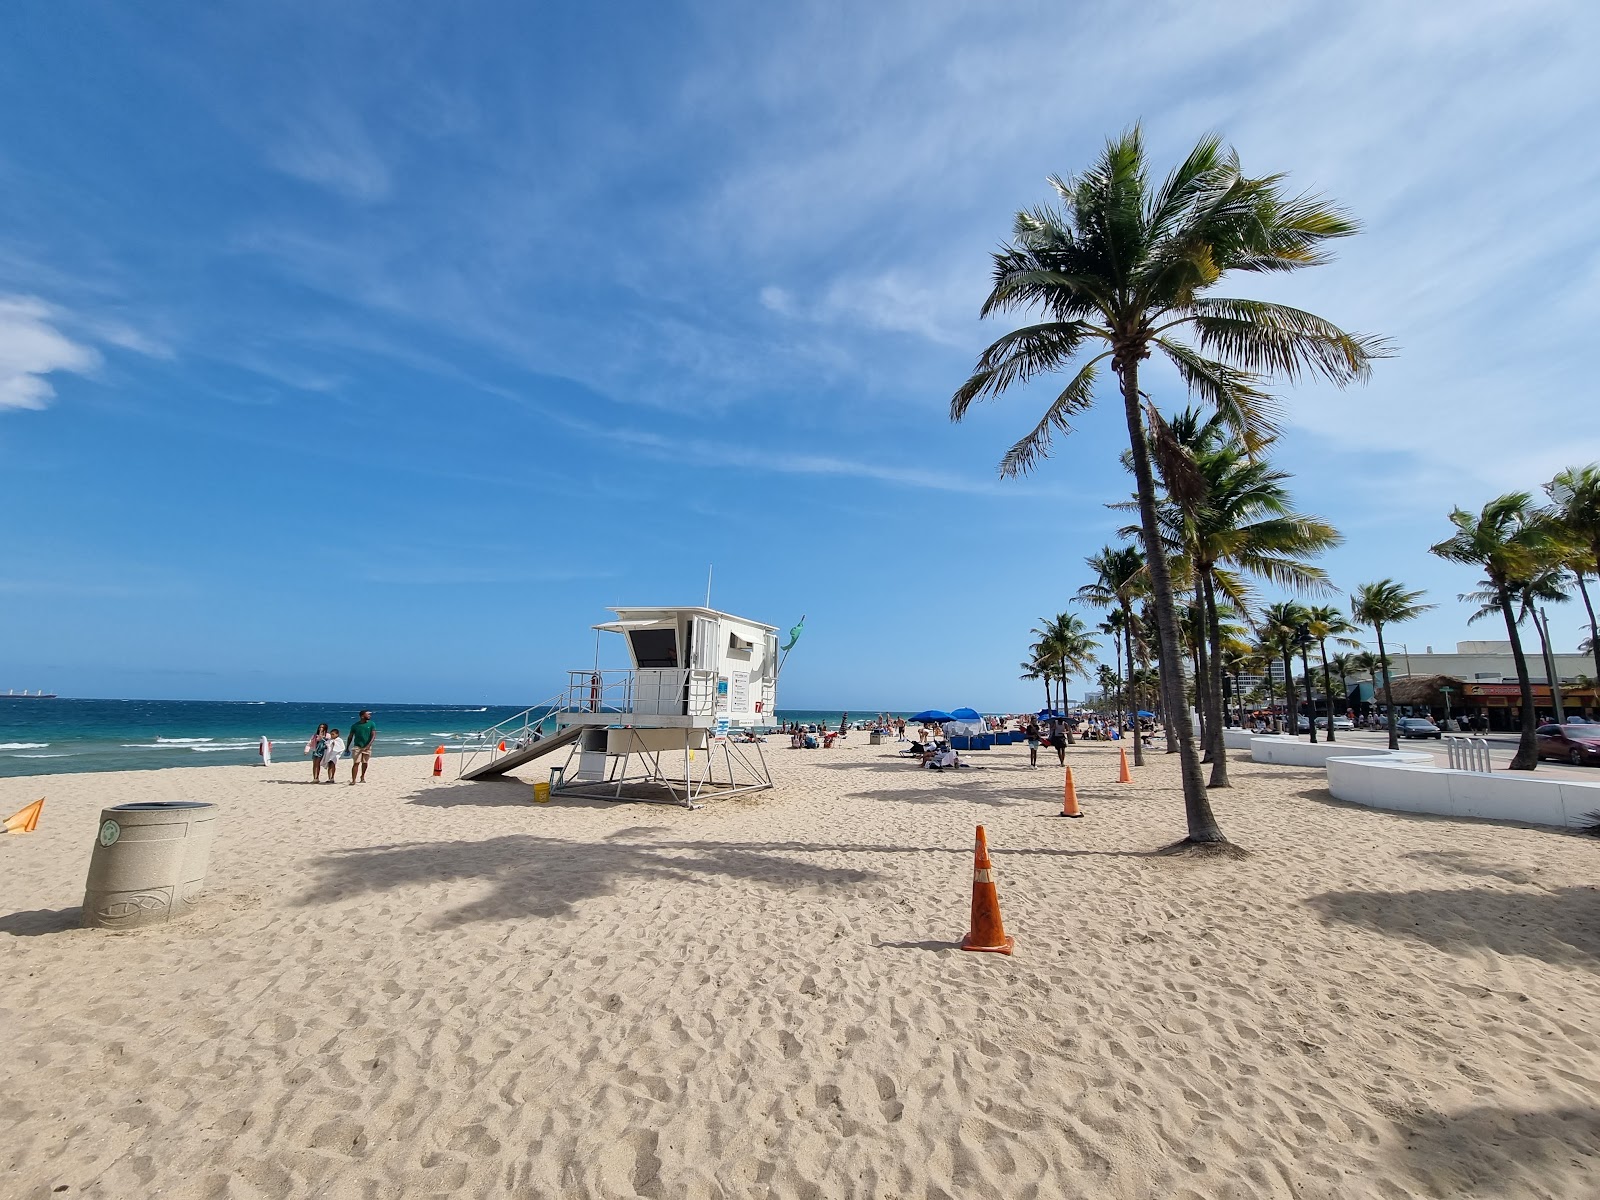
[1060,767,1083,818]
[433,746,445,778]
[3,798,43,834]
[1117,746,1132,783]
[960,824,1014,955]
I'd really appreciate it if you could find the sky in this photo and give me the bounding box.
[2,0,1598,709]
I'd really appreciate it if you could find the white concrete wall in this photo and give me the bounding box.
[1324,750,1600,829]
[1222,729,1256,751]
[1247,737,1394,767]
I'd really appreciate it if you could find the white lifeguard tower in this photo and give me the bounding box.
[458,606,779,807]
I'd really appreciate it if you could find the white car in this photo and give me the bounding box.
[1315,716,1355,731]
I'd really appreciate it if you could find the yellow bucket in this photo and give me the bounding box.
[532,781,551,804]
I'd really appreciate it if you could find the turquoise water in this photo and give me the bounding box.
[0,700,907,777]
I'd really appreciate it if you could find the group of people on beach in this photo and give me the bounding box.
[304,711,376,784]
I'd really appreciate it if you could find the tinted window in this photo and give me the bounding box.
[629,628,679,667]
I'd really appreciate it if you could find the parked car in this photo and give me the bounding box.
[1397,717,1442,739]
[1315,716,1355,731]
[1296,715,1310,732]
[1536,723,1600,766]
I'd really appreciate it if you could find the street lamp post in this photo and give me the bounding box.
[1440,685,1453,729]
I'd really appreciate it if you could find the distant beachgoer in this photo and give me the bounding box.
[305,723,330,782]
[347,710,376,785]
[322,728,345,783]
[1025,719,1041,767]
[1048,718,1067,765]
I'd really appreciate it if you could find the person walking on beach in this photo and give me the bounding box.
[1025,718,1041,767]
[347,710,376,785]
[1048,717,1067,765]
[322,728,345,783]
[305,723,330,782]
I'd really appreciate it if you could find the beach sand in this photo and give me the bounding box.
[4,736,1600,1198]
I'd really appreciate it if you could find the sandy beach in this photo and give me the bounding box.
[4,737,1600,1198]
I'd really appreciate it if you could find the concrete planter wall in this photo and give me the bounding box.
[82,801,219,930]
[1248,737,1395,768]
[1324,751,1600,830]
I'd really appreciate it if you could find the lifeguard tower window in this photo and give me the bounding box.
[630,628,679,668]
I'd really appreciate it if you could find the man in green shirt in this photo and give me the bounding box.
[348,710,376,785]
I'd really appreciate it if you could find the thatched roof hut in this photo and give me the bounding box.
[1383,674,1466,707]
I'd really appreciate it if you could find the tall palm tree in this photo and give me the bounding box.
[1035,612,1097,730]
[1351,581,1433,751]
[1429,494,1554,769]
[1544,464,1600,683]
[1144,407,1338,781]
[1348,649,1391,725]
[1307,605,1359,742]
[950,129,1385,848]
[1076,545,1149,766]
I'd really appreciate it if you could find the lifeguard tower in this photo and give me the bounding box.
[458,606,779,808]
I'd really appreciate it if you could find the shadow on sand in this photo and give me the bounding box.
[1385,1104,1600,1193]
[0,907,81,937]
[297,833,884,927]
[1306,883,1600,969]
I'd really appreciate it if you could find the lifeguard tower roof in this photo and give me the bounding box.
[595,607,778,633]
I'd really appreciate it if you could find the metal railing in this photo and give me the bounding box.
[456,693,564,778]
[563,668,718,719]
[1445,736,1492,773]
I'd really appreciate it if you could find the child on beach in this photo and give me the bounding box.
[322,728,345,783]
[1025,719,1040,767]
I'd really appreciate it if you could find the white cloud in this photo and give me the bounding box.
[0,295,101,411]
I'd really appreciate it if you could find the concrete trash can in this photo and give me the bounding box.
[82,801,219,930]
[869,731,883,745]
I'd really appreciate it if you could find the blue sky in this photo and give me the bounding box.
[2,1,1598,709]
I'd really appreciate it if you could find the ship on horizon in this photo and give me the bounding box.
[1,689,57,699]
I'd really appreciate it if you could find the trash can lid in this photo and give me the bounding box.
[111,801,214,811]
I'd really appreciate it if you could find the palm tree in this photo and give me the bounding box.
[1429,495,1553,768]
[1076,545,1149,766]
[1035,612,1097,730]
[1544,464,1600,683]
[950,129,1385,848]
[1260,601,1312,737]
[1326,652,1356,718]
[1307,605,1359,742]
[1144,407,1338,781]
[1351,581,1433,751]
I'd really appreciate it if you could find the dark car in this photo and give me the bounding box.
[1397,717,1442,739]
[1536,723,1600,766]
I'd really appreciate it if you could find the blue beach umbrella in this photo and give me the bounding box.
[949,707,983,721]
[909,709,955,724]
[1137,710,1156,718]
[1037,709,1067,720]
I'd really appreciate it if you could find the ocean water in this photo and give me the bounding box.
[0,700,907,778]
[0,699,532,778]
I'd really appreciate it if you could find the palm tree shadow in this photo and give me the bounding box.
[1306,884,1600,968]
[297,834,882,927]
[1385,1104,1600,1193]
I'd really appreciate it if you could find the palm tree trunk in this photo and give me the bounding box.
[1041,675,1051,717]
[1499,585,1539,770]
[1061,674,1076,742]
[1336,663,1350,722]
[1118,362,1222,843]
[1192,636,1209,759]
[1123,601,1144,768]
[1263,669,1277,731]
[1282,647,1299,738]
[1202,570,1230,787]
[1319,638,1337,744]
[1574,569,1600,691]
[1300,648,1318,742]
[1533,607,1564,723]
[1375,625,1399,751]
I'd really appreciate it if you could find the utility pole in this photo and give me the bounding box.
[1538,607,1566,723]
